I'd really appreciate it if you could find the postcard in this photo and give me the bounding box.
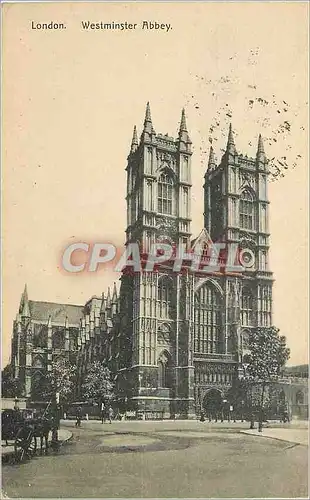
[1,2,308,499]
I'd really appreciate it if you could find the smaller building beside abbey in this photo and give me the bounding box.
[9,104,307,419]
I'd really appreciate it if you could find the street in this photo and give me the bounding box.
[2,420,308,498]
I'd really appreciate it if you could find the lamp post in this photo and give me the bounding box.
[241,400,245,422]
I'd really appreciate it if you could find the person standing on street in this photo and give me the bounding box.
[100,402,106,424]
[108,406,113,424]
[75,406,82,427]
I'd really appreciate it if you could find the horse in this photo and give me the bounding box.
[31,417,53,454]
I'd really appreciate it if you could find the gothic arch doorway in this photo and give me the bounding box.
[203,389,222,416]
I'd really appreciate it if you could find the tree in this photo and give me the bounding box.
[243,326,290,412]
[81,361,114,404]
[43,356,76,403]
[1,364,23,398]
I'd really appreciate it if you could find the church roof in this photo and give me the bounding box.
[29,300,84,326]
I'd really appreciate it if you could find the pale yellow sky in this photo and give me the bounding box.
[2,2,308,367]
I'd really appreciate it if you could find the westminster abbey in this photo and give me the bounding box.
[10,103,273,418]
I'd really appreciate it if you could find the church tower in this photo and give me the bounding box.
[126,103,192,250]
[203,126,273,362]
[118,104,195,418]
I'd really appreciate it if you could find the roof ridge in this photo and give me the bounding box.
[29,300,84,308]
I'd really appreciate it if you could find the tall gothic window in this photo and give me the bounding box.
[33,324,48,348]
[240,190,255,230]
[158,351,172,388]
[158,276,173,319]
[52,328,65,349]
[260,286,272,327]
[158,173,173,215]
[193,283,222,354]
[241,287,254,326]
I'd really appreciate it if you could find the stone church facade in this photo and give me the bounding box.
[10,104,274,418]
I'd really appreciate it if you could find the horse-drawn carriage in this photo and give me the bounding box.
[1,408,54,462]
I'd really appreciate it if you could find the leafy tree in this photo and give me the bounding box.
[43,356,76,402]
[243,326,290,410]
[81,361,114,404]
[1,364,23,398]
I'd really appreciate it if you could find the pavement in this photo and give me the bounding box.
[1,428,72,458]
[241,427,308,446]
[2,419,308,498]
[70,418,309,446]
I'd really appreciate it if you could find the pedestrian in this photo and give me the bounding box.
[75,406,82,427]
[108,406,113,424]
[100,403,106,424]
[258,407,263,432]
[250,409,255,429]
[229,404,234,422]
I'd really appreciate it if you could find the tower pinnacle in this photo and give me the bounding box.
[145,101,151,122]
[179,108,188,133]
[207,146,216,170]
[256,133,266,163]
[178,108,191,148]
[226,123,236,154]
[130,125,139,153]
[143,102,155,134]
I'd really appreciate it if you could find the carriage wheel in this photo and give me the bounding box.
[14,429,27,462]
[14,429,36,461]
[27,434,37,456]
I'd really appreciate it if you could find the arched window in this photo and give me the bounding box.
[296,391,304,405]
[158,323,171,344]
[193,283,222,354]
[158,277,173,319]
[241,287,254,326]
[242,330,250,351]
[158,360,165,387]
[33,324,48,348]
[240,190,255,230]
[52,328,65,349]
[31,371,45,400]
[158,173,173,215]
[158,351,172,388]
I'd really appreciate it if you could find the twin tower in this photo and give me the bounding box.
[118,103,272,418]
[126,102,269,254]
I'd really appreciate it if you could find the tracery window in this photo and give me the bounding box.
[240,190,255,230]
[158,173,173,215]
[193,283,222,354]
[241,287,254,326]
[158,351,172,388]
[33,324,48,349]
[158,276,173,319]
[52,328,65,349]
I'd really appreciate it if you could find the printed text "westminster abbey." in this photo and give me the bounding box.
[81,21,172,32]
